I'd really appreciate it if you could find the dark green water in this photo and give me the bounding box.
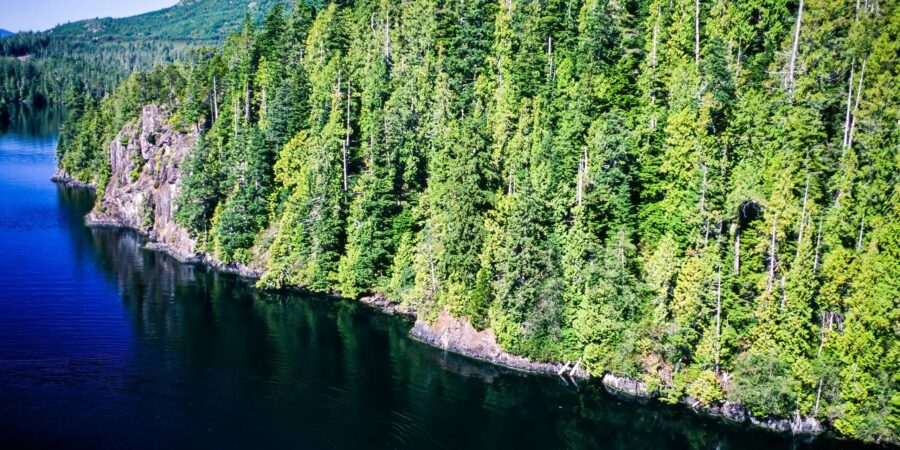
[0,108,875,449]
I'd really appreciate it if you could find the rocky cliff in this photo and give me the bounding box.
[87,104,199,262]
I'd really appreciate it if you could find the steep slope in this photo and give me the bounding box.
[0,0,292,106]
[49,0,291,43]
[55,0,900,445]
[87,105,199,262]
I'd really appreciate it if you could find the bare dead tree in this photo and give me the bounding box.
[786,0,805,94]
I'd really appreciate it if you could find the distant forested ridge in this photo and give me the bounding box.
[57,0,899,444]
[0,30,13,38]
[0,0,290,108]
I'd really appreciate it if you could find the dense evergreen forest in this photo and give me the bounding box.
[56,0,898,444]
[0,0,287,108]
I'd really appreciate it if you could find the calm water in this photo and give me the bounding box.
[0,108,871,450]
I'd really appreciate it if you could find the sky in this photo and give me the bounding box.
[0,0,179,33]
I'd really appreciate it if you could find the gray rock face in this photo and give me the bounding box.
[359,294,414,318]
[719,401,750,423]
[88,105,199,262]
[749,413,825,434]
[602,373,654,397]
[679,396,823,435]
[411,309,589,378]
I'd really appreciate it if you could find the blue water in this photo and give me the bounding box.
[0,108,874,449]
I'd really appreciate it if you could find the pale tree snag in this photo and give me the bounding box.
[766,212,778,292]
[650,3,660,68]
[547,36,554,83]
[570,358,582,377]
[732,221,740,275]
[787,0,804,94]
[700,162,709,248]
[244,80,250,120]
[848,58,867,152]
[212,76,219,121]
[715,262,722,373]
[576,147,588,206]
[814,379,824,416]
[648,4,661,130]
[841,59,855,153]
[576,152,584,206]
[343,80,351,192]
[383,13,391,58]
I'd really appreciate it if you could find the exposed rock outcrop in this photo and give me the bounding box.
[749,412,824,434]
[87,104,199,262]
[50,172,96,189]
[602,373,654,397]
[411,309,589,378]
[359,293,414,318]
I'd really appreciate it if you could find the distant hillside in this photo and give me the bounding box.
[0,29,13,38]
[50,0,291,43]
[0,0,292,106]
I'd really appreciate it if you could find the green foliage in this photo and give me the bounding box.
[686,369,725,406]
[58,0,900,444]
[732,351,800,418]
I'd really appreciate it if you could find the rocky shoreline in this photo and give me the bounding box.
[57,171,834,439]
[50,173,95,190]
[53,104,837,444]
[410,309,590,379]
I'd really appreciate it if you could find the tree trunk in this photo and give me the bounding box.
[547,36,554,83]
[733,221,740,275]
[343,80,351,192]
[787,0,804,93]
[244,80,250,120]
[814,379,823,416]
[650,3,660,67]
[212,76,219,121]
[570,358,582,377]
[841,59,855,153]
[847,58,866,151]
[700,162,709,248]
[766,213,778,292]
[233,96,239,138]
[715,263,722,373]
[576,147,588,206]
[383,14,391,58]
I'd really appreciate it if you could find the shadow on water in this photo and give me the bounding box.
[0,104,66,138]
[0,103,878,449]
[42,190,877,450]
